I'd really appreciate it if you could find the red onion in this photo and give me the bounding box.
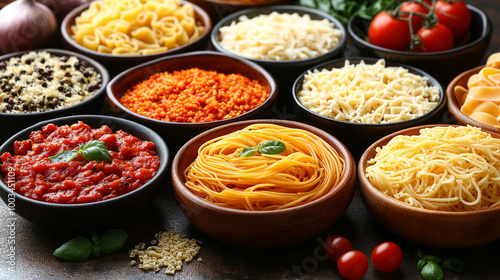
[37,0,94,23]
[0,0,58,54]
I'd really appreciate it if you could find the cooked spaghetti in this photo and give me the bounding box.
[184,124,345,211]
[366,125,500,211]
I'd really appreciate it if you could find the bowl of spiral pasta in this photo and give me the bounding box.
[359,124,500,248]
[171,119,357,248]
[293,57,446,159]
[61,0,212,75]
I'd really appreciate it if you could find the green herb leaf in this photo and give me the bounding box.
[427,255,442,263]
[257,141,287,155]
[79,140,111,163]
[417,259,426,270]
[421,261,444,280]
[239,147,258,158]
[442,256,466,273]
[100,229,128,254]
[53,237,92,261]
[49,150,78,163]
[91,232,101,258]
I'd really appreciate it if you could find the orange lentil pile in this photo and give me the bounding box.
[119,68,270,123]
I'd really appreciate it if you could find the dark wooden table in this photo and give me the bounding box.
[1,1,500,279]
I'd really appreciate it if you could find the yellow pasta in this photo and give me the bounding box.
[366,125,500,211]
[71,0,204,56]
[184,124,346,211]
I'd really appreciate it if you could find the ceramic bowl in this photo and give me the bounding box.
[0,48,110,144]
[358,124,500,248]
[60,1,212,75]
[347,4,492,85]
[211,5,346,108]
[446,65,500,134]
[292,57,446,160]
[0,115,169,229]
[190,0,295,21]
[106,50,278,151]
[171,119,357,248]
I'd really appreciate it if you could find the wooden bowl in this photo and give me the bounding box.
[358,124,500,248]
[106,50,278,152]
[60,1,212,75]
[446,65,500,134]
[171,119,357,248]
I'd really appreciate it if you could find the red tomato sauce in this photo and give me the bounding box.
[0,121,160,204]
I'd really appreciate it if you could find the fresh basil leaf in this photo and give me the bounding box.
[417,259,426,270]
[258,141,287,155]
[239,147,257,158]
[100,229,128,254]
[91,232,101,258]
[79,140,111,163]
[417,249,426,259]
[442,256,466,273]
[53,237,92,261]
[49,150,78,163]
[421,261,444,280]
[427,255,442,263]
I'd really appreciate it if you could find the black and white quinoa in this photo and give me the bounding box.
[0,51,102,113]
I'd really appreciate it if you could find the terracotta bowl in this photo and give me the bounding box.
[211,5,346,107]
[446,65,500,134]
[0,48,110,145]
[0,115,169,229]
[171,119,357,248]
[60,1,212,75]
[106,50,278,152]
[347,4,492,85]
[358,124,500,248]
[292,57,446,160]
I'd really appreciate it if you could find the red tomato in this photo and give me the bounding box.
[399,1,429,32]
[415,23,454,52]
[337,250,369,280]
[368,11,411,51]
[371,242,403,273]
[434,0,471,40]
[323,236,353,262]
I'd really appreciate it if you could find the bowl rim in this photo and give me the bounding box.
[347,4,492,56]
[106,50,278,128]
[292,56,446,127]
[0,48,110,117]
[446,65,500,134]
[171,118,356,216]
[0,114,169,208]
[358,123,500,217]
[60,0,212,60]
[210,4,347,65]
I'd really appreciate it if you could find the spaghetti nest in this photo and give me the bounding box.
[366,126,500,211]
[184,124,345,211]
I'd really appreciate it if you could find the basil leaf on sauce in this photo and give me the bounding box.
[49,150,78,162]
[100,229,128,254]
[48,140,111,163]
[53,237,92,261]
[238,140,287,157]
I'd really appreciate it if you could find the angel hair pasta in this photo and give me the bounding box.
[184,124,346,211]
[366,125,500,211]
[70,0,204,55]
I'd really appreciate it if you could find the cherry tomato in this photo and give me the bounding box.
[337,250,369,280]
[371,242,403,273]
[399,1,429,32]
[323,235,353,262]
[368,11,411,51]
[434,0,471,40]
[415,23,454,52]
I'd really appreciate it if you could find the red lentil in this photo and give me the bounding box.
[119,68,270,123]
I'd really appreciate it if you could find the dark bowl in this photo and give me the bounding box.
[61,1,212,76]
[292,57,446,160]
[347,4,492,85]
[0,48,110,145]
[446,65,500,134]
[106,50,278,152]
[211,5,346,108]
[171,119,356,248]
[0,115,169,229]
[358,124,500,248]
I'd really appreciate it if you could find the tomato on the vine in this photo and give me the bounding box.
[371,242,403,273]
[415,23,454,52]
[337,250,369,280]
[323,235,353,262]
[399,1,429,32]
[433,0,471,40]
[368,11,411,51]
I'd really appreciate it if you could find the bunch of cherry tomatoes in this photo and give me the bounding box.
[324,235,403,280]
[368,0,471,52]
